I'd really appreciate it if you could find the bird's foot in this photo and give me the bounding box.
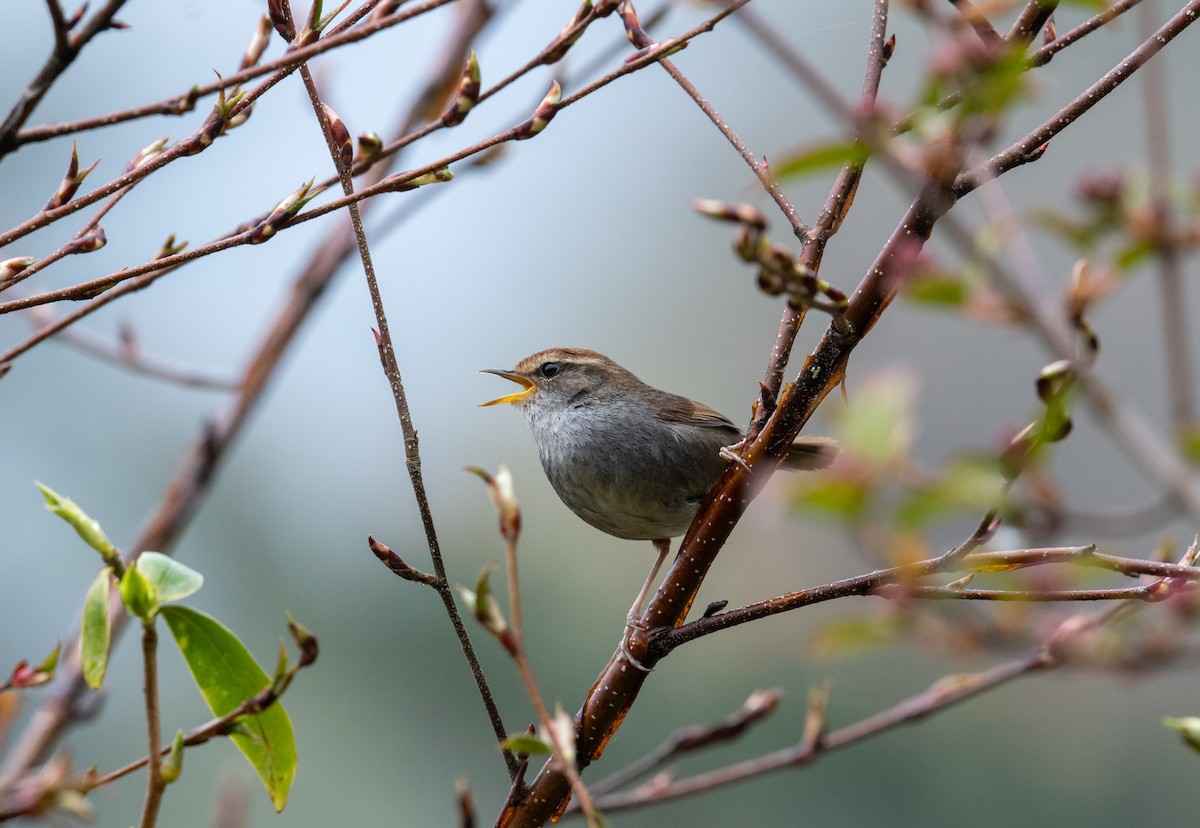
[719,441,752,473]
[625,612,650,631]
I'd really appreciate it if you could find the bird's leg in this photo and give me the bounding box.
[719,439,753,473]
[627,538,671,630]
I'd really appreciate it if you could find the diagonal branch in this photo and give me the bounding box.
[0,0,130,157]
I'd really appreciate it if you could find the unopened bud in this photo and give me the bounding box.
[321,104,353,171]
[356,132,383,163]
[69,226,107,254]
[457,567,516,654]
[441,52,481,127]
[268,0,296,42]
[248,179,325,243]
[379,167,453,192]
[243,15,274,69]
[1,257,37,280]
[467,465,521,542]
[126,137,169,172]
[287,612,319,667]
[514,80,562,140]
[159,731,185,784]
[155,234,188,259]
[619,1,652,49]
[44,143,100,211]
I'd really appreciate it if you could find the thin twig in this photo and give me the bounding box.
[1028,0,1143,67]
[137,622,164,828]
[0,0,507,808]
[657,544,1200,650]
[1138,0,1195,434]
[956,1,1200,193]
[0,179,137,294]
[0,0,455,250]
[0,8,739,323]
[947,0,1002,45]
[8,0,451,149]
[594,603,1127,812]
[0,0,130,155]
[23,309,235,389]
[758,0,892,411]
[582,688,782,800]
[43,0,70,55]
[296,0,519,780]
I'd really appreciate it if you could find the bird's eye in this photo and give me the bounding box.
[539,362,560,378]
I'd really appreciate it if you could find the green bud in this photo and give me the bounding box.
[1165,717,1200,753]
[37,483,119,568]
[119,562,157,621]
[160,730,185,784]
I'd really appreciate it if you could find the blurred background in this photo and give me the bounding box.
[3,0,1200,825]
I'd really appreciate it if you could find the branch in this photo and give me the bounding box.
[0,0,130,156]
[760,0,891,413]
[136,622,164,828]
[0,6,740,327]
[593,602,1131,813]
[8,0,451,149]
[0,2,486,792]
[20,311,236,390]
[659,545,1200,650]
[956,0,1200,193]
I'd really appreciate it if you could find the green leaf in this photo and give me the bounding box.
[773,140,870,181]
[792,477,871,520]
[1179,427,1200,466]
[1114,238,1156,272]
[809,615,904,659]
[895,456,1007,529]
[904,275,967,307]
[81,568,112,689]
[1163,716,1200,753]
[135,552,203,604]
[499,734,552,755]
[35,641,62,674]
[1031,210,1100,250]
[835,373,915,467]
[37,483,116,562]
[119,564,156,621]
[161,606,295,811]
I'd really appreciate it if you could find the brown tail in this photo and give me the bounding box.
[780,436,839,471]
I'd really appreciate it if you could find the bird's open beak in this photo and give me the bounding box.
[479,369,536,406]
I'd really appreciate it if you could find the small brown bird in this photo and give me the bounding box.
[481,348,836,624]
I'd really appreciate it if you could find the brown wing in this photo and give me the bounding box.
[655,392,740,435]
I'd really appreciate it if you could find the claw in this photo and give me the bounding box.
[720,444,752,473]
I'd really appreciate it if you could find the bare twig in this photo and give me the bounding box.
[1028,0,1144,67]
[758,0,892,415]
[137,622,164,828]
[957,1,1200,193]
[0,0,130,156]
[294,0,520,780]
[0,2,489,794]
[593,602,1136,812]
[21,311,236,390]
[657,544,1200,650]
[0,0,455,250]
[0,7,741,325]
[581,688,782,800]
[1137,0,1195,434]
[8,0,451,149]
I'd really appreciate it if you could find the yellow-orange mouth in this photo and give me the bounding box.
[479,369,535,406]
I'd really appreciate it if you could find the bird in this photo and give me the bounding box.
[481,347,836,626]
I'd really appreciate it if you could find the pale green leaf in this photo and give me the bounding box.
[135,552,203,604]
[81,568,111,689]
[161,606,295,811]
